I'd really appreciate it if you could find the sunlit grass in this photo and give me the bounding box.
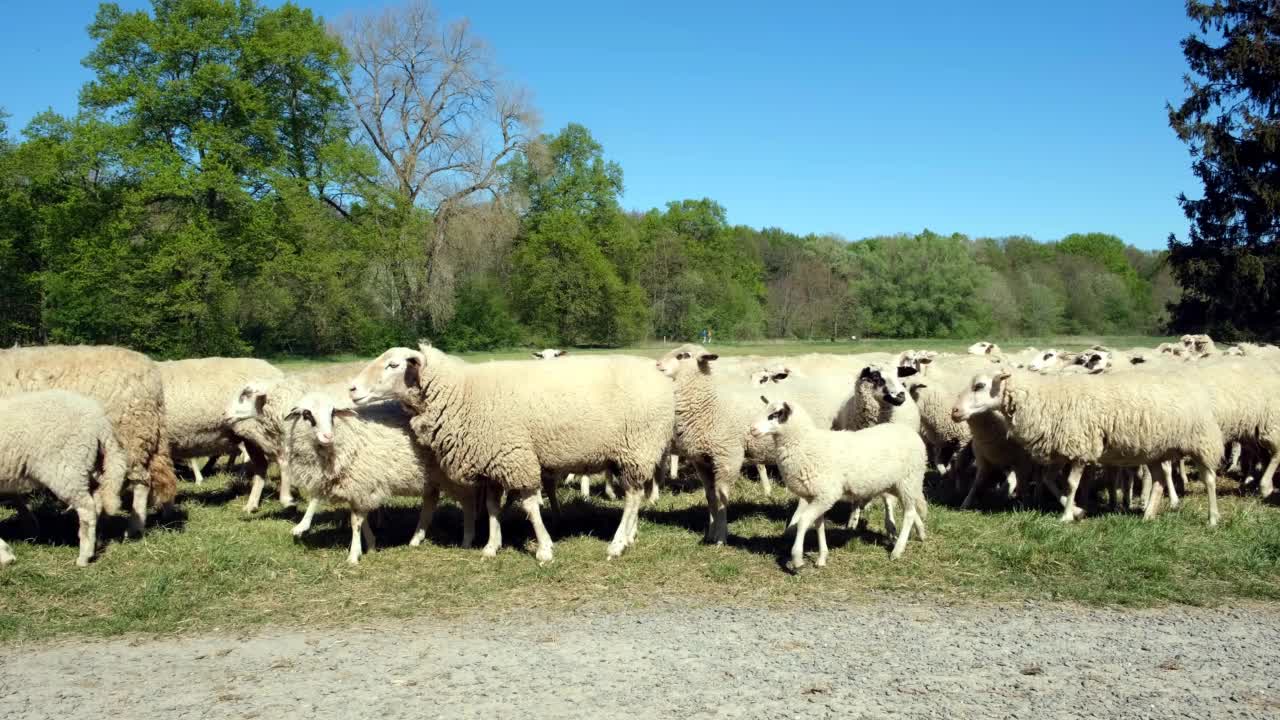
[2,467,1277,642]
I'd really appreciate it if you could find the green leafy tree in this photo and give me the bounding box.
[1168,0,1280,339]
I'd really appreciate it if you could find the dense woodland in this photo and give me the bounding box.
[0,1,1264,357]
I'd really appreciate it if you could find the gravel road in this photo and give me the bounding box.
[2,601,1278,719]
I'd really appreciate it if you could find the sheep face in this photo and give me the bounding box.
[225,381,270,424]
[1080,350,1111,373]
[896,350,935,375]
[656,344,717,377]
[749,398,792,438]
[750,365,791,386]
[285,392,357,447]
[860,364,910,406]
[350,347,425,404]
[967,342,999,356]
[532,349,566,359]
[1028,349,1064,372]
[950,371,1010,422]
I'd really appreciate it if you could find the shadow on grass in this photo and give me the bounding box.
[0,490,189,549]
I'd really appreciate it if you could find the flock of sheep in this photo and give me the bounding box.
[1,332,1277,572]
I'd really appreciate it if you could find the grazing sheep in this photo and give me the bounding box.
[0,391,126,567]
[750,398,928,569]
[532,349,567,360]
[282,392,476,564]
[349,345,675,563]
[159,357,282,493]
[951,369,1224,525]
[0,344,178,535]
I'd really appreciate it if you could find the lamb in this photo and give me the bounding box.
[749,398,928,569]
[282,392,476,564]
[0,390,126,567]
[0,344,178,535]
[748,365,857,493]
[532,348,567,359]
[159,358,282,493]
[951,369,1224,525]
[349,344,675,563]
[957,405,1035,509]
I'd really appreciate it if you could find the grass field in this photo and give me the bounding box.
[4,335,1276,643]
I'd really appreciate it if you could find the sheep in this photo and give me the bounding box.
[0,344,178,535]
[951,369,1224,525]
[0,390,126,567]
[223,375,350,517]
[349,344,675,563]
[281,392,476,564]
[957,404,1035,510]
[657,344,787,545]
[159,357,283,493]
[1185,362,1280,499]
[748,365,857,494]
[749,398,928,569]
[532,348,567,360]
[968,341,1001,356]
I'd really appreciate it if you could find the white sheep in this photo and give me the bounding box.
[282,392,476,564]
[0,390,126,567]
[159,357,283,492]
[951,369,1224,525]
[531,348,567,360]
[0,344,179,535]
[349,345,675,563]
[750,398,928,569]
[968,341,1001,356]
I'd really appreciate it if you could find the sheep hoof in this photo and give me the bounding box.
[76,557,91,568]
[408,531,425,547]
[607,541,626,559]
[1209,514,1220,528]
[279,498,296,509]
[346,557,360,566]
[0,554,14,567]
[243,503,258,515]
[815,556,827,568]
[481,545,499,559]
[290,524,307,538]
[786,558,806,574]
[536,547,554,565]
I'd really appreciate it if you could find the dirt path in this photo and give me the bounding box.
[2,601,1278,719]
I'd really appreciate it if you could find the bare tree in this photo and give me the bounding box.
[334,1,537,326]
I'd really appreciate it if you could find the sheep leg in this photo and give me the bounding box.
[187,459,205,486]
[74,496,97,568]
[292,498,320,537]
[697,464,718,543]
[360,512,377,553]
[1164,461,1181,511]
[789,497,831,571]
[645,476,660,504]
[1228,442,1242,475]
[911,501,928,541]
[607,487,642,559]
[713,483,732,546]
[1257,452,1279,498]
[1173,458,1188,501]
[1003,468,1019,499]
[277,465,296,509]
[845,503,864,531]
[669,454,680,481]
[1139,464,1153,510]
[244,474,266,513]
[814,514,829,568]
[347,510,367,565]
[458,488,476,549]
[1199,461,1220,528]
[1059,464,1085,523]
[410,485,442,547]
[0,538,15,566]
[883,494,899,538]
[891,505,920,560]
[516,490,555,565]
[574,473,588,497]
[603,474,617,500]
[961,458,991,509]
[481,487,503,558]
[756,464,773,495]
[129,484,149,537]
[1143,462,1166,521]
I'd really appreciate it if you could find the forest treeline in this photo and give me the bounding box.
[0,1,1180,357]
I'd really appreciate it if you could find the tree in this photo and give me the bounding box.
[335,1,537,328]
[1168,0,1280,339]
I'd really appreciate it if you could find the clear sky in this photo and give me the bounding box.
[0,0,1199,250]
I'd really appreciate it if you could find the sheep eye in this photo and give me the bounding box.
[676,352,690,360]
[388,361,400,369]
[974,382,986,391]
[302,410,315,425]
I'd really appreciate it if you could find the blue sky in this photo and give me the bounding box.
[0,1,1198,249]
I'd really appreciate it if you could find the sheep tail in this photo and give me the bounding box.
[94,436,127,516]
[146,445,180,506]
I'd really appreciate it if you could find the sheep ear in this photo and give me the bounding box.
[779,402,792,423]
[760,395,769,405]
[284,409,301,421]
[531,352,542,359]
[920,354,935,363]
[772,371,789,381]
[556,349,567,357]
[697,353,719,367]
[897,366,918,378]
[859,366,871,379]
[404,352,423,389]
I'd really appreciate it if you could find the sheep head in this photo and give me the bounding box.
[350,346,427,405]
